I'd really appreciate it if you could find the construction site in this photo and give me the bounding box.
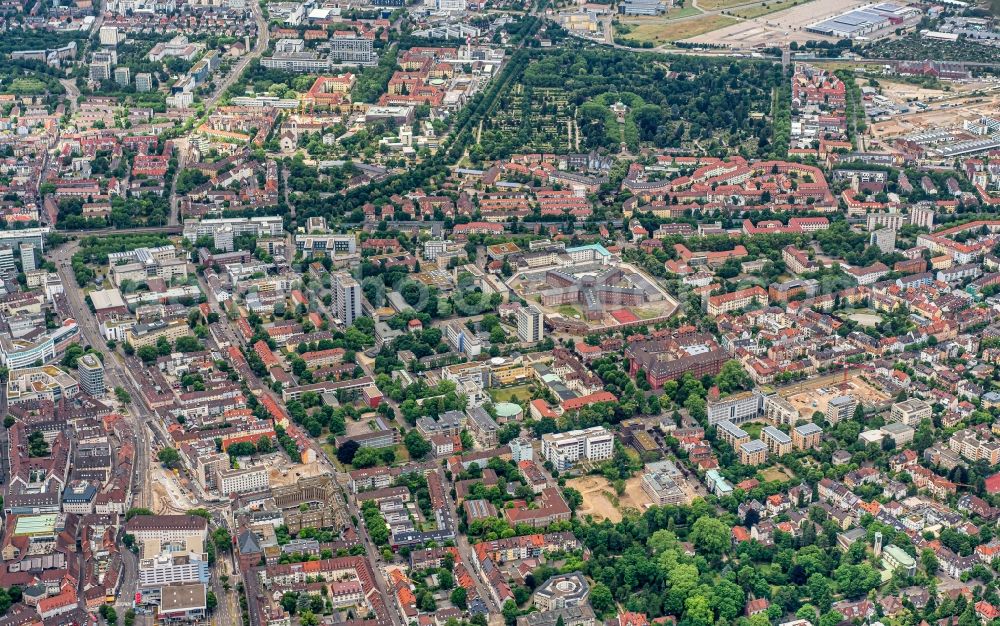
[780,370,892,421]
[868,92,1000,142]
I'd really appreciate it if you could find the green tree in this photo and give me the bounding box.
[137,344,159,364]
[563,487,583,512]
[589,583,614,616]
[712,579,746,620]
[833,564,879,599]
[256,436,274,454]
[502,600,519,626]
[351,447,383,468]
[158,447,181,468]
[115,387,132,405]
[690,516,729,559]
[807,573,832,612]
[819,612,843,626]
[922,549,939,575]
[715,360,752,394]
[404,430,431,460]
[450,587,468,610]
[27,431,49,457]
[418,591,437,612]
[438,570,454,589]
[685,595,715,626]
[684,395,707,422]
[213,527,232,552]
[174,335,203,353]
[336,440,359,464]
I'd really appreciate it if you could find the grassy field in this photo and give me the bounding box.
[556,304,583,318]
[761,465,795,482]
[490,385,534,403]
[696,0,751,9]
[665,15,740,42]
[663,4,703,18]
[616,5,707,43]
[730,0,811,19]
[8,78,47,95]
[620,14,738,43]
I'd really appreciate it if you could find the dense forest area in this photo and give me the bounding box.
[475,48,785,160]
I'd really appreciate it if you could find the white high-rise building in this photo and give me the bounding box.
[136,73,153,93]
[869,228,896,255]
[19,243,35,272]
[516,304,544,343]
[77,353,105,397]
[0,248,15,272]
[332,271,362,327]
[541,427,614,471]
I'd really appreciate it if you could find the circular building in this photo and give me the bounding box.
[495,402,523,422]
[533,572,590,611]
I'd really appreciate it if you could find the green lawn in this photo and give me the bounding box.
[619,14,738,43]
[633,307,662,320]
[760,465,795,483]
[556,304,583,318]
[731,0,812,19]
[491,385,534,403]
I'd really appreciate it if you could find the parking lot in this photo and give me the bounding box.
[686,0,865,48]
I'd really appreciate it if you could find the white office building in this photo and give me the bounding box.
[216,465,269,496]
[541,427,614,471]
[19,243,35,272]
[77,353,105,397]
[890,399,932,426]
[332,271,362,327]
[138,552,210,589]
[516,304,544,343]
[182,217,284,251]
[445,322,482,357]
[295,234,356,257]
[826,395,858,424]
[707,391,762,426]
[870,228,896,254]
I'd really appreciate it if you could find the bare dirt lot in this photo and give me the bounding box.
[152,468,196,514]
[345,414,383,437]
[568,475,654,523]
[868,94,1000,140]
[873,77,998,104]
[269,460,330,488]
[685,0,861,48]
[784,375,891,420]
[760,465,795,482]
